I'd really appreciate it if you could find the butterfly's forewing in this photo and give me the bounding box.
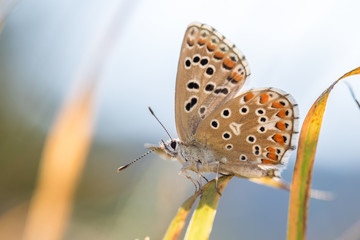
[175,23,250,142]
[194,88,299,172]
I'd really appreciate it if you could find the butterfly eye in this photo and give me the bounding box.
[170,141,177,149]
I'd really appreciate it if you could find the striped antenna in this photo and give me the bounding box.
[117,147,159,172]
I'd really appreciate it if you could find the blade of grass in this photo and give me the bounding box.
[287,67,360,240]
[184,175,233,240]
[0,0,18,33]
[162,188,202,240]
[163,175,233,240]
[344,81,360,109]
[22,2,129,239]
[249,177,332,200]
[336,219,360,240]
[250,177,291,191]
[22,86,96,240]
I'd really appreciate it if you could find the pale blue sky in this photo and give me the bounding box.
[1,0,360,171]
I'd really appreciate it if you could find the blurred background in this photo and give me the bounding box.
[1,0,360,239]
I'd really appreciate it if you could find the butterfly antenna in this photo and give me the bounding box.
[148,107,173,140]
[117,147,159,172]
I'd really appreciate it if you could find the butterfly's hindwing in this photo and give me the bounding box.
[194,88,299,171]
[175,22,250,142]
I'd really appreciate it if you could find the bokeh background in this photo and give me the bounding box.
[1,0,360,239]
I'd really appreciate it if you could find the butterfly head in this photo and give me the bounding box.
[145,139,182,161]
[163,139,180,156]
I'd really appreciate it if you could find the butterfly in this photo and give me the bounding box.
[119,22,299,191]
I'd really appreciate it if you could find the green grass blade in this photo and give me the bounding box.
[162,188,202,240]
[287,67,360,240]
[184,175,233,240]
[163,175,233,240]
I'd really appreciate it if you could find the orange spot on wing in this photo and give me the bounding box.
[187,38,194,46]
[229,71,243,82]
[260,93,270,104]
[277,109,287,119]
[214,51,225,59]
[223,57,236,69]
[272,101,284,108]
[267,147,276,153]
[233,74,243,81]
[244,92,255,102]
[207,42,216,51]
[262,159,276,164]
[266,153,278,161]
[273,134,285,145]
[198,38,207,45]
[276,121,286,130]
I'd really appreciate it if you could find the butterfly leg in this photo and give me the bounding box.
[179,164,200,193]
[201,174,209,183]
[195,162,210,195]
[198,161,222,195]
[196,162,203,187]
[179,170,198,193]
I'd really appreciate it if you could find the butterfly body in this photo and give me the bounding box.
[148,138,268,179]
[146,22,299,184]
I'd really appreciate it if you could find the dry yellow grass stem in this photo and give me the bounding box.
[22,86,96,240]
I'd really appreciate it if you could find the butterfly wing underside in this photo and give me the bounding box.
[175,22,250,142]
[194,88,299,173]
